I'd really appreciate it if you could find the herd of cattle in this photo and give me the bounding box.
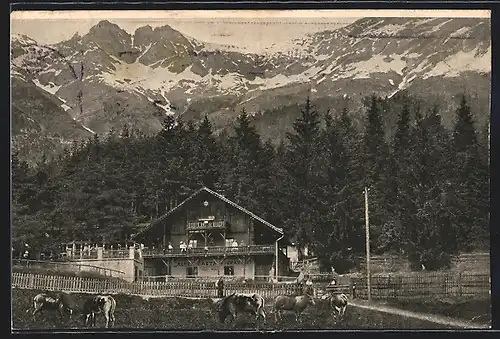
[24,285,349,328]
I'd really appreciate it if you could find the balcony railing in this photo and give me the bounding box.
[142,245,274,258]
[186,220,226,231]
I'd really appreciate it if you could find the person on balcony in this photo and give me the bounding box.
[180,241,187,253]
[231,239,238,252]
[168,242,173,251]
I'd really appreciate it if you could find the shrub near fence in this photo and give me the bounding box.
[352,272,491,300]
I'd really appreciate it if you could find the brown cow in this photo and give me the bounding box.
[273,293,316,322]
[216,292,266,325]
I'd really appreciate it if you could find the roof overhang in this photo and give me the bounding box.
[133,187,284,239]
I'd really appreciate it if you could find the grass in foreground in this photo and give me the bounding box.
[385,296,491,325]
[13,289,458,330]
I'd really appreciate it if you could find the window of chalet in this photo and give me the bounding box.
[224,266,234,276]
[186,266,198,277]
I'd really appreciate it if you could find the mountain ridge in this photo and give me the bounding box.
[11,17,491,163]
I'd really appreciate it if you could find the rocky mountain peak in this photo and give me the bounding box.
[11,17,491,164]
[83,20,132,58]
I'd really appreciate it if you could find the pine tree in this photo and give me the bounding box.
[450,94,487,251]
[399,103,459,269]
[362,94,390,252]
[192,115,221,189]
[336,106,365,255]
[312,111,357,271]
[223,109,266,214]
[382,94,413,253]
[283,97,322,252]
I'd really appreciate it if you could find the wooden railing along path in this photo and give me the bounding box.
[12,259,126,278]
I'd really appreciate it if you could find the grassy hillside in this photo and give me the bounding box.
[11,77,92,164]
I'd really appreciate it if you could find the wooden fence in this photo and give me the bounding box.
[12,273,309,299]
[11,271,490,301]
[356,252,490,273]
[351,272,491,300]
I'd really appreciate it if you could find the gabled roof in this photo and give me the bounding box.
[133,187,283,239]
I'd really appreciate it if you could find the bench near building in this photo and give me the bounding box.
[133,187,291,281]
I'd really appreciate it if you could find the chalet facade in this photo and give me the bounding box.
[133,187,290,281]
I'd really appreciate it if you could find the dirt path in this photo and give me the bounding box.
[349,299,490,329]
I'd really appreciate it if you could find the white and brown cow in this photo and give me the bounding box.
[26,292,74,323]
[82,295,116,328]
[323,293,348,320]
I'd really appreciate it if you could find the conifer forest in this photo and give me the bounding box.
[11,92,490,273]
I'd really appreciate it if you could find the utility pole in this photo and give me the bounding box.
[364,186,372,302]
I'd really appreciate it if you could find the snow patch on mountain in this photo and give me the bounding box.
[425,46,491,78]
[11,34,37,46]
[32,79,62,95]
[100,59,203,93]
[61,103,71,111]
[249,74,295,89]
[428,19,454,33]
[71,116,96,134]
[351,54,407,79]
[369,24,406,36]
[450,26,471,38]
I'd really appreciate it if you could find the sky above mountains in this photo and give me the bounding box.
[11,9,488,53]
[11,13,354,53]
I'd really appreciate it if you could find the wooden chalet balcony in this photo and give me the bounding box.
[142,245,274,258]
[186,220,226,231]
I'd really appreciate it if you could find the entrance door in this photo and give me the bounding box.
[254,264,269,281]
[186,266,198,278]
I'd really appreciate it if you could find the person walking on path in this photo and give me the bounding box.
[216,278,224,298]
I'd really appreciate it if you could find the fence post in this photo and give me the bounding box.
[349,279,354,299]
[458,272,463,297]
[29,273,35,289]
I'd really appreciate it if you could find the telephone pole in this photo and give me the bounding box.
[364,186,372,302]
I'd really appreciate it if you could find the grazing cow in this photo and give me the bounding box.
[26,292,74,322]
[82,295,116,328]
[216,292,266,325]
[273,292,316,322]
[325,293,348,320]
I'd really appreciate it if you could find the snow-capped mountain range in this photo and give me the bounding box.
[11,17,491,163]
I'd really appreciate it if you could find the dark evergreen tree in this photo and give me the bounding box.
[361,94,390,253]
[283,97,322,253]
[223,109,268,215]
[450,94,488,251]
[191,115,221,189]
